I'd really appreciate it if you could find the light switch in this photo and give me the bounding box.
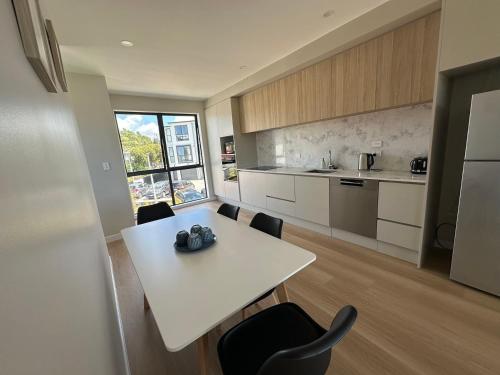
[102,162,111,171]
[371,140,383,148]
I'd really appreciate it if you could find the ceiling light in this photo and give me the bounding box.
[239,65,248,70]
[323,9,335,18]
[120,40,134,47]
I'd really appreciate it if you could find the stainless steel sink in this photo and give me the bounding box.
[305,169,336,174]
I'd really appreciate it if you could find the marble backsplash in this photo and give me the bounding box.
[256,103,432,171]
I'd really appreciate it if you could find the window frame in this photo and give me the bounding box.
[115,111,207,207]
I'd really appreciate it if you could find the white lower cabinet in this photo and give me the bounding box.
[294,176,330,226]
[224,181,240,202]
[212,168,225,197]
[239,171,267,208]
[266,197,296,217]
[377,219,421,251]
[266,174,295,201]
[378,182,425,226]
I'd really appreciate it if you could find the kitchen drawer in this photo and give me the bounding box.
[224,181,240,202]
[377,219,421,251]
[266,174,295,201]
[378,182,424,226]
[266,196,296,217]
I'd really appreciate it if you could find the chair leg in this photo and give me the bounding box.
[275,282,289,303]
[197,333,209,375]
[272,291,280,305]
[144,294,150,311]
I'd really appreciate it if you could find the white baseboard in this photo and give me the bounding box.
[108,256,132,375]
[105,233,122,243]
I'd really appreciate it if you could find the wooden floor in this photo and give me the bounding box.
[108,201,500,375]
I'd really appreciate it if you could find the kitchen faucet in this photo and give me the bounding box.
[322,150,337,169]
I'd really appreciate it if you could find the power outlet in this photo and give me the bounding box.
[371,140,383,148]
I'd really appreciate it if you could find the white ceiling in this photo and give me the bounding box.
[41,0,389,100]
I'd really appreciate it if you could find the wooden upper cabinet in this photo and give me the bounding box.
[376,11,440,109]
[420,11,440,101]
[283,73,300,127]
[334,38,377,116]
[240,91,256,133]
[239,11,440,133]
[298,59,332,123]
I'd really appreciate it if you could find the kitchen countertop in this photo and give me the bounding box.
[238,166,427,184]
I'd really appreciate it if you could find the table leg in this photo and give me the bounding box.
[275,283,289,303]
[144,293,150,311]
[197,333,209,375]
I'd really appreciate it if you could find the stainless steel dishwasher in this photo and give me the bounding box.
[330,178,379,238]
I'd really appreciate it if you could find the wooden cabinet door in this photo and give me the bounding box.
[298,59,332,123]
[376,12,440,109]
[239,91,256,133]
[334,38,377,116]
[419,11,440,101]
[283,73,299,127]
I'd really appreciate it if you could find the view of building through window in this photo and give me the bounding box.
[115,112,207,213]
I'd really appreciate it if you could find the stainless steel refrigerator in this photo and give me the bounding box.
[451,89,500,296]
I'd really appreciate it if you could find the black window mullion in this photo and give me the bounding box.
[158,114,178,205]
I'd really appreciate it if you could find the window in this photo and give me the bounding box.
[176,145,193,163]
[116,112,207,213]
[175,125,189,141]
[168,147,175,164]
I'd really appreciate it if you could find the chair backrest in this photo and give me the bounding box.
[217,203,240,221]
[257,305,357,375]
[249,212,283,239]
[137,202,175,225]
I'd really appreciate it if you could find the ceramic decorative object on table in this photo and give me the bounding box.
[190,224,203,235]
[176,230,189,247]
[174,225,216,252]
[200,227,215,243]
[187,233,203,250]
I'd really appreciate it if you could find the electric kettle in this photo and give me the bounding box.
[358,153,376,171]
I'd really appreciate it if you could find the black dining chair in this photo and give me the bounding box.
[137,202,175,225]
[218,302,357,375]
[217,203,240,221]
[244,212,285,313]
[249,212,283,239]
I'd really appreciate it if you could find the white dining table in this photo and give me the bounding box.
[121,207,316,374]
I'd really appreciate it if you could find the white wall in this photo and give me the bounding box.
[0,1,128,374]
[67,73,135,237]
[109,94,214,196]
